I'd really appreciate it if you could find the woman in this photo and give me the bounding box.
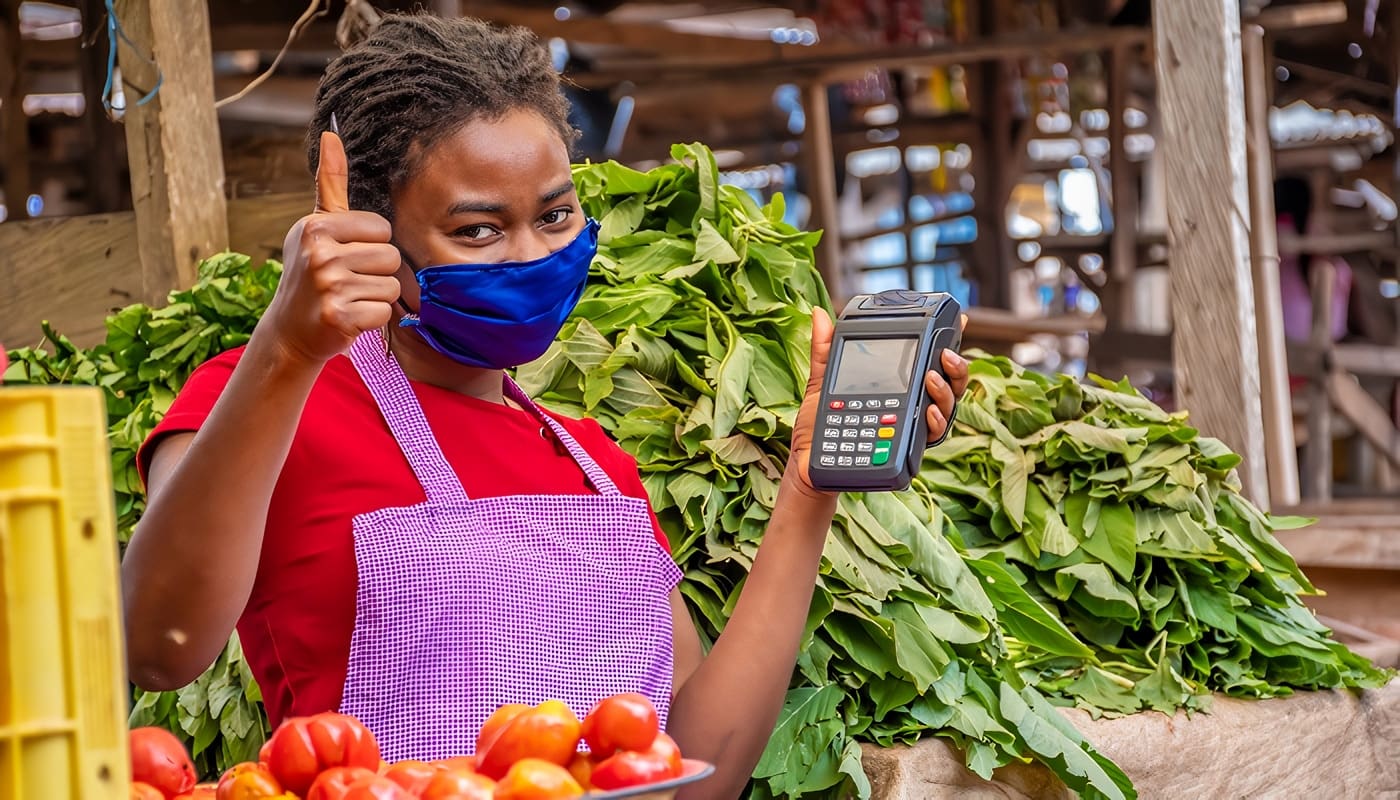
[122,14,969,797]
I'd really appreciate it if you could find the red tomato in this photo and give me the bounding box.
[476,701,581,780]
[172,785,219,800]
[493,758,584,800]
[435,755,479,773]
[306,766,380,800]
[644,732,683,775]
[131,782,166,800]
[258,739,273,768]
[474,703,530,755]
[420,769,496,800]
[382,759,439,794]
[341,775,417,800]
[580,694,659,757]
[130,727,198,797]
[265,713,381,794]
[217,762,284,800]
[590,751,678,791]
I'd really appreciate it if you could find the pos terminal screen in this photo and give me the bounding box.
[831,337,919,395]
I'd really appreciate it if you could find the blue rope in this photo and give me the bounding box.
[101,0,164,114]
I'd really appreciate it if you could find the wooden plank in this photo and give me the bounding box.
[1243,23,1300,509]
[1274,521,1400,571]
[0,193,311,348]
[114,0,229,301]
[1326,369,1400,469]
[1251,2,1348,30]
[1276,230,1398,256]
[1153,0,1270,505]
[1106,42,1138,330]
[802,82,846,306]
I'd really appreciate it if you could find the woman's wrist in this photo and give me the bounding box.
[775,468,839,524]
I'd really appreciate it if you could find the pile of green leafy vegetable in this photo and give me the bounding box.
[5,256,277,777]
[5,142,1389,798]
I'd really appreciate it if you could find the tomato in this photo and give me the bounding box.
[590,751,679,791]
[644,732,683,775]
[476,701,581,779]
[130,727,199,797]
[264,713,381,794]
[217,762,284,800]
[258,739,273,768]
[580,694,659,757]
[435,755,479,772]
[306,766,380,800]
[132,782,166,800]
[341,775,416,800]
[566,753,594,790]
[474,703,530,755]
[382,759,439,794]
[493,758,584,800]
[420,768,496,800]
[172,785,219,800]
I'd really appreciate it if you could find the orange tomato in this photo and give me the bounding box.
[382,759,439,794]
[172,784,219,800]
[305,766,380,800]
[493,758,584,800]
[341,775,416,800]
[132,782,166,800]
[476,701,582,779]
[420,769,496,800]
[580,694,659,758]
[474,703,530,755]
[217,762,284,800]
[566,753,595,790]
[435,756,479,773]
[645,732,683,775]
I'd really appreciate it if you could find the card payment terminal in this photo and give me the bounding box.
[807,290,962,493]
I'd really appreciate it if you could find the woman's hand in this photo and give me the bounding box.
[786,307,970,499]
[257,131,403,368]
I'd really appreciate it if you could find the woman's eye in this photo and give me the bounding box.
[540,208,573,226]
[455,225,499,241]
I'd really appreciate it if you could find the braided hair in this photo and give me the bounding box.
[306,14,577,221]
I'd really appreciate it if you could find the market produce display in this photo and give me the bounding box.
[126,694,699,799]
[5,143,1390,800]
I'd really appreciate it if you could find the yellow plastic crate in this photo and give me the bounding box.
[0,387,129,800]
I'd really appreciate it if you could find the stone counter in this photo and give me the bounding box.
[862,680,1399,799]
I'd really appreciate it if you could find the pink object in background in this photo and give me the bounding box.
[1277,220,1352,344]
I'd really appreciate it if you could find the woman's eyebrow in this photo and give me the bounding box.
[541,181,576,203]
[446,198,505,215]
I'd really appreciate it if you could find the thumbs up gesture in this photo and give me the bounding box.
[260,131,403,366]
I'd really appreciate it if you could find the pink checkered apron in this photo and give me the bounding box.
[338,332,682,762]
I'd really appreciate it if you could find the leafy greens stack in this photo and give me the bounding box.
[4,143,1388,798]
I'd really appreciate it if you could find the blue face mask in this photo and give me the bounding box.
[398,218,599,369]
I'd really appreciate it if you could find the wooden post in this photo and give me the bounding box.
[1153,0,1271,504]
[1107,42,1138,331]
[1,0,30,221]
[973,59,1013,309]
[1242,24,1300,509]
[803,82,846,305]
[79,0,127,213]
[114,0,228,300]
[1304,260,1336,500]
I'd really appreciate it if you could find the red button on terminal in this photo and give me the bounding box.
[829,400,846,410]
[880,414,897,424]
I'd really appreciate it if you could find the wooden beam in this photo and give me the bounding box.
[1276,230,1398,256]
[1304,260,1336,500]
[0,193,312,347]
[114,0,229,301]
[1,0,31,221]
[1244,23,1300,509]
[1327,369,1400,469]
[802,82,846,306]
[972,58,1013,309]
[1107,42,1138,331]
[1154,0,1271,505]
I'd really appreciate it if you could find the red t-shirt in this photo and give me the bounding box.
[136,347,670,726]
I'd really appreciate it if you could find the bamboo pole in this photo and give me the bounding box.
[1242,23,1300,509]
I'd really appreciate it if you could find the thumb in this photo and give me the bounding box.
[315,130,351,214]
[808,306,834,386]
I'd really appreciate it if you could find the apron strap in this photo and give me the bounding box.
[503,377,622,497]
[349,331,468,505]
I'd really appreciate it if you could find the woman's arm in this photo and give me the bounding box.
[123,132,402,690]
[665,309,968,799]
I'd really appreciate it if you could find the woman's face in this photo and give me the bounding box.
[390,109,583,306]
